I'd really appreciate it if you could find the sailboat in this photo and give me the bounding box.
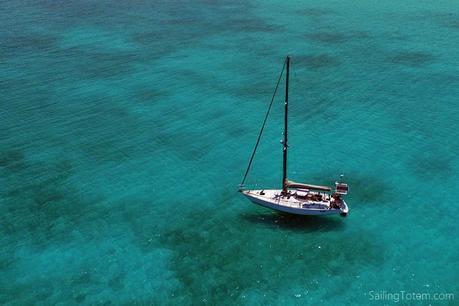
[239,56,349,217]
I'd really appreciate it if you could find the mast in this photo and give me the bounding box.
[282,56,290,194]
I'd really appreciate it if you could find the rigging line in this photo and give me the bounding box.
[240,58,287,188]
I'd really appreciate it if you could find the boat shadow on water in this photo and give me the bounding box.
[241,211,346,232]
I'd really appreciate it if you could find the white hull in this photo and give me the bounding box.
[242,189,348,216]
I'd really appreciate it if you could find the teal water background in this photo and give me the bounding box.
[1,0,459,304]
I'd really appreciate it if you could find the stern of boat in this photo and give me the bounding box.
[339,200,349,217]
[334,175,349,217]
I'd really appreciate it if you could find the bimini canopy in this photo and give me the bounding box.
[285,180,331,192]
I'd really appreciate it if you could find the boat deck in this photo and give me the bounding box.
[243,189,337,210]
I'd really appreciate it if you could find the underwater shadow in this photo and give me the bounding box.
[241,211,346,232]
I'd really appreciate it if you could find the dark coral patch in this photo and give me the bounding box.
[306,32,348,44]
[2,34,57,57]
[132,88,167,103]
[226,18,284,33]
[304,31,370,45]
[0,157,105,248]
[406,148,454,180]
[345,175,392,204]
[389,51,435,67]
[422,12,459,30]
[299,7,335,17]
[0,150,26,171]
[158,196,383,304]
[443,19,459,29]
[235,80,278,98]
[295,54,340,69]
[75,51,138,79]
[437,13,459,30]
[241,212,345,232]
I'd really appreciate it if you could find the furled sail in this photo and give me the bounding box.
[285,180,331,191]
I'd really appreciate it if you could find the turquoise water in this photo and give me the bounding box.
[1,0,459,304]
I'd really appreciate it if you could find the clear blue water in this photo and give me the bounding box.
[1,0,459,304]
